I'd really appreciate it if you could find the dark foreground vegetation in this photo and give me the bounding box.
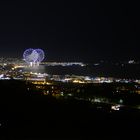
[0,80,140,140]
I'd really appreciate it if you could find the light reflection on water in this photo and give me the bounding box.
[23,65,46,73]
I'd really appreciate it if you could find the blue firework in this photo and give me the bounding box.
[23,48,45,63]
[35,48,45,62]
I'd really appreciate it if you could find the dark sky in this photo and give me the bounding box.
[0,0,139,61]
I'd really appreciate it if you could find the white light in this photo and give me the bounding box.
[111,105,120,111]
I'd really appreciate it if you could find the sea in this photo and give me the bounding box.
[22,63,140,79]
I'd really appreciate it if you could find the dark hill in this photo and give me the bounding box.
[0,80,140,140]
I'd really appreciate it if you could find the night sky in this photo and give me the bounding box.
[0,0,139,62]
